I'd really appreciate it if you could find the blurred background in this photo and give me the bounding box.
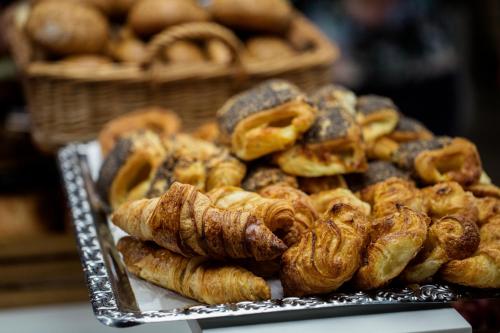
[0,0,498,332]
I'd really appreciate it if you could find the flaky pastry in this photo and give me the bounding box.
[355,95,399,142]
[242,166,297,193]
[310,188,370,216]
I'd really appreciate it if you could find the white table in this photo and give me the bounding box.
[0,303,471,333]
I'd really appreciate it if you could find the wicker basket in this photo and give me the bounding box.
[9,11,338,152]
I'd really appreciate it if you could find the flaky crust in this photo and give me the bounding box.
[310,188,370,216]
[354,205,429,290]
[422,181,478,222]
[206,155,246,191]
[355,95,399,142]
[346,161,410,193]
[259,184,318,246]
[207,186,294,232]
[298,175,347,194]
[311,84,357,116]
[475,197,500,226]
[217,80,317,160]
[118,237,270,304]
[281,203,371,296]
[112,182,287,261]
[191,122,220,142]
[467,183,500,199]
[242,166,297,192]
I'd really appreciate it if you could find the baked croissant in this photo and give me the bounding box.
[242,165,297,192]
[112,182,287,261]
[207,186,294,232]
[97,131,167,209]
[393,137,482,186]
[355,95,400,142]
[297,175,347,194]
[310,188,371,216]
[117,237,271,304]
[475,197,500,226]
[360,177,427,218]
[217,80,317,160]
[401,214,479,283]
[311,84,357,116]
[354,205,429,290]
[206,155,246,191]
[422,181,478,222]
[275,105,367,176]
[346,161,410,193]
[259,184,318,246]
[440,216,500,288]
[281,203,371,296]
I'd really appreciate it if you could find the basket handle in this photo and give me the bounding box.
[144,22,244,67]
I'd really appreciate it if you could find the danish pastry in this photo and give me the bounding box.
[297,175,347,194]
[275,105,367,176]
[422,181,478,222]
[355,95,399,142]
[118,237,271,304]
[310,188,370,216]
[112,182,287,261]
[311,84,357,116]
[191,122,220,142]
[346,160,410,193]
[475,197,500,226]
[392,137,482,186]
[242,165,297,193]
[206,155,246,191]
[281,203,371,296]
[467,183,500,199]
[217,80,317,160]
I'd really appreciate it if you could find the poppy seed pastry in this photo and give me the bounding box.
[242,165,297,192]
[346,160,410,192]
[275,105,367,176]
[217,80,317,160]
[356,95,400,142]
[312,84,357,116]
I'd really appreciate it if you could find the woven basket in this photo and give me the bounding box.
[9,10,338,152]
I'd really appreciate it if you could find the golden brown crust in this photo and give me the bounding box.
[422,181,478,222]
[467,183,500,199]
[207,186,294,232]
[355,95,399,142]
[117,237,271,304]
[281,203,371,296]
[346,161,410,193]
[191,122,220,142]
[112,182,287,261]
[298,175,347,194]
[354,205,429,290]
[99,107,181,156]
[311,84,357,116]
[475,197,500,226]
[206,155,246,191]
[310,188,371,216]
[242,166,297,193]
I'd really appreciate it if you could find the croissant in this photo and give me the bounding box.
[354,205,429,290]
[393,137,482,186]
[440,217,500,288]
[346,161,410,193]
[112,182,287,261]
[242,165,297,192]
[422,181,478,222]
[259,184,318,246]
[360,177,427,218]
[475,197,500,226]
[310,188,371,216]
[97,131,167,209]
[217,80,317,160]
[401,214,479,283]
[297,175,347,194]
[172,134,222,161]
[117,237,271,304]
[311,84,357,116]
[355,95,400,142]
[276,105,367,176]
[206,155,246,191]
[207,186,294,232]
[281,203,371,296]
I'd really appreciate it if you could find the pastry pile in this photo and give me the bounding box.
[97,80,500,305]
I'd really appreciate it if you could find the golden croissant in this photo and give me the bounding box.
[259,184,318,246]
[355,95,400,142]
[354,205,429,290]
[117,237,271,304]
[207,186,294,232]
[310,188,370,216]
[422,181,478,222]
[206,154,246,191]
[111,182,287,261]
[281,203,371,296]
[401,214,479,283]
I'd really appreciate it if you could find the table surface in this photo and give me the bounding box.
[0,303,471,333]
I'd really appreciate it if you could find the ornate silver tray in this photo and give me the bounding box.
[58,142,499,328]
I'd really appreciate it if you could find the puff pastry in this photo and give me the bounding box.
[97,131,167,209]
[276,105,367,176]
[112,182,287,261]
[242,165,297,193]
[207,186,294,232]
[354,205,429,289]
[281,203,371,296]
[422,181,478,222]
[259,184,318,246]
[393,137,482,185]
[355,95,399,142]
[467,183,500,199]
[118,237,271,304]
[217,80,317,160]
[298,175,347,194]
[191,122,220,143]
[346,161,410,193]
[311,84,357,116]
[206,155,246,191]
[475,197,500,226]
[310,188,371,216]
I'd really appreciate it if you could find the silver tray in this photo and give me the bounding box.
[58,142,499,328]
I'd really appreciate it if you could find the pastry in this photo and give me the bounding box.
[275,105,367,176]
[355,95,400,142]
[97,131,167,209]
[245,36,296,61]
[112,182,287,261]
[191,122,220,142]
[297,175,347,194]
[217,80,317,160]
[354,205,429,290]
[242,165,297,193]
[392,137,482,186]
[164,40,206,64]
[281,203,371,296]
[207,186,294,232]
[422,181,478,222]
[346,160,410,193]
[128,0,209,37]
[475,197,500,226]
[401,214,479,283]
[206,39,233,65]
[206,155,246,191]
[98,107,181,156]
[117,237,271,304]
[211,0,292,33]
[232,259,281,279]
[34,0,116,15]
[310,188,370,216]
[108,34,147,64]
[311,84,357,116]
[259,184,318,246]
[467,183,500,199]
[26,1,109,55]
